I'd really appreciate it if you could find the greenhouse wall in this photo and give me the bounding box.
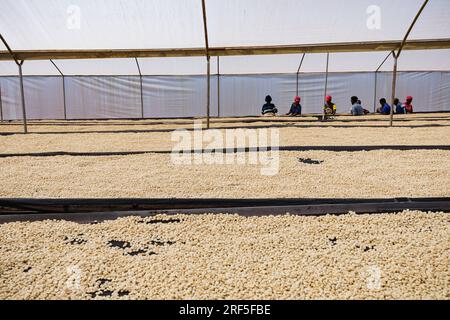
[0,71,449,120]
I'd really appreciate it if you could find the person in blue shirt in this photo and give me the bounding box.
[376,98,391,115]
[394,98,405,114]
[350,96,364,116]
[261,95,278,116]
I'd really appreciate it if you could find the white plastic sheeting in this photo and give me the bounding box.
[206,0,450,46]
[218,50,450,75]
[0,0,205,50]
[54,59,140,76]
[0,60,60,76]
[374,72,450,112]
[1,72,449,120]
[378,49,450,72]
[217,73,377,117]
[1,1,449,76]
[65,76,141,118]
[219,72,450,116]
[0,76,64,119]
[142,76,218,118]
[138,57,213,76]
[1,0,449,50]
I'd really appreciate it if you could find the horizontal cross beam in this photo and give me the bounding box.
[1,39,449,61]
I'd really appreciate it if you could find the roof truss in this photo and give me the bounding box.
[1,39,449,61]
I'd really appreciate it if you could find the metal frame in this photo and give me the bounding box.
[2,39,449,61]
[201,0,211,129]
[322,52,330,120]
[1,69,448,78]
[0,83,3,122]
[1,197,448,222]
[17,61,27,133]
[324,52,330,99]
[389,0,429,126]
[296,53,306,96]
[217,56,220,117]
[135,58,144,119]
[50,59,67,120]
[0,33,27,133]
[390,50,399,126]
[373,52,392,112]
[0,0,439,128]
[0,84,3,122]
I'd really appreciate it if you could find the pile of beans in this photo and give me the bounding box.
[0,210,448,300]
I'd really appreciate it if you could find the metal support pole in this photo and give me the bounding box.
[373,51,392,112]
[207,56,211,128]
[389,0,429,127]
[62,76,67,120]
[324,53,329,99]
[18,61,28,134]
[397,0,429,58]
[135,58,144,119]
[201,0,210,129]
[323,53,329,119]
[373,71,378,113]
[296,53,306,96]
[390,52,398,127]
[217,56,220,118]
[0,33,28,133]
[50,59,67,120]
[0,85,3,122]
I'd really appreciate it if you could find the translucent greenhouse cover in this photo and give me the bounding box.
[0,0,449,75]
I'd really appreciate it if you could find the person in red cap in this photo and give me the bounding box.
[323,95,337,118]
[286,96,302,116]
[403,96,414,113]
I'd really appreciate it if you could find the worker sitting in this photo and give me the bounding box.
[403,96,414,113]
[376,98,391,115]
[358,100,370,114]
[286,96,302,116]
[323,95,337,119]
[394,98,405,114]
[261,95,278,116]
[350,96,364,116]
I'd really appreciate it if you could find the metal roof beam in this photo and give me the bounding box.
[1,39,449,61]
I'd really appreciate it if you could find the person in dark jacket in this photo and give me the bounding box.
[394,98,405,114]
[286,96,302,116]
[261,95,278,116]
[376,98,391,115]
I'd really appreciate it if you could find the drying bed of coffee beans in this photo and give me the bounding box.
[0,210,448,299]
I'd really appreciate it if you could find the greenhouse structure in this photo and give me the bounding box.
[0,0,449,130]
